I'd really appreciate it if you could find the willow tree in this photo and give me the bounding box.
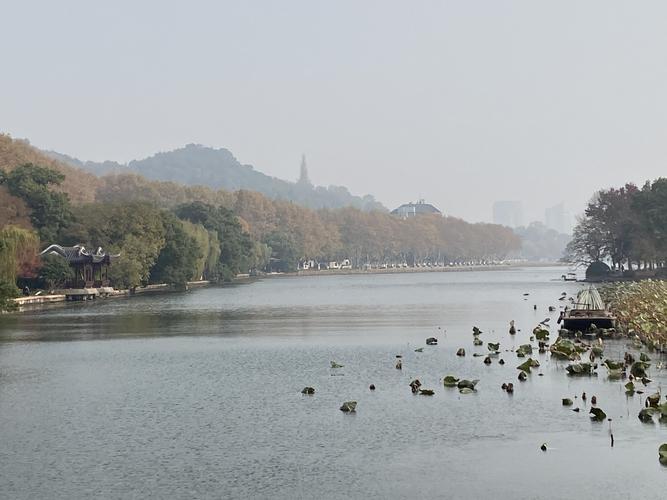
[0,225,39,308]
[0,225,39,283]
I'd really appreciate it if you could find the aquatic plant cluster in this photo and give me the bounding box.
[303,298,667,465]
[601,280,667,347]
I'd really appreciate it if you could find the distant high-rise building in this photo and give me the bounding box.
[297,154,312,186]
[492,201,523,228]
[545,202,573,234]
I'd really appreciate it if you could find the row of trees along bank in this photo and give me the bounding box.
[1,163,520,307]
[565,178,667,273]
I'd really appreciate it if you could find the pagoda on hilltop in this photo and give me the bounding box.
[297,154,312,186]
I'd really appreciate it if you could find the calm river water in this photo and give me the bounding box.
[1,267,665,499]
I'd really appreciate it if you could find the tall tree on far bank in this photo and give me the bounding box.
[175,202,254,280]
[0,225,40,284]
[0,225,39,308]
[566,178,666,270]
[149,214,202,288]
[1,164,72,242]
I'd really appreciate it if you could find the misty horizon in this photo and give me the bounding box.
[3,1,667,224]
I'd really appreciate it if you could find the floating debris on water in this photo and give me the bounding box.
[517,358,539,373]
[638,408,654,423]
[566,362,595,376]
[647,392,661,407]
[409,379,422,393]
[631,361,649,378]
[533,326,549,341]
[590,407,606,421]
[501,382,514,394]
[457,379,479,392]
[517,344,533,356]
[509,320,516,335]
[339,401,357,413]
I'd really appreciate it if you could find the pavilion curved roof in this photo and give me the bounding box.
[40,244,119,264]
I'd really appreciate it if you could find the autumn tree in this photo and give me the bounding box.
[1,163,73,242]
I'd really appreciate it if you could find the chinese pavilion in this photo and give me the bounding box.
[40,244,118,288]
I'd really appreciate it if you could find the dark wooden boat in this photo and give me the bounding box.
[559,285,616,331]
[561,309,616,330]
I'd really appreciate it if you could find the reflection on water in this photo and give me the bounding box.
[1,267,665,499]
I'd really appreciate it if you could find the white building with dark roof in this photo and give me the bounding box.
[391,199,442,218]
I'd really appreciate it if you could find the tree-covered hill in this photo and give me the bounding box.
[1,134,100,203]
[46,144,385,211]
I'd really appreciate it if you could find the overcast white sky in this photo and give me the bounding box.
[2,1,667,223]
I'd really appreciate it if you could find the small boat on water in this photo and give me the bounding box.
[561,272,577,281]
[559,285,616,331]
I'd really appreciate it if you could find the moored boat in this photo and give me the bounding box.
[559,285,616,331]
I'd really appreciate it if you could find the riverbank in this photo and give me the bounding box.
[9,280,213,312]
[269,262,564,279]
[585,268,667,283]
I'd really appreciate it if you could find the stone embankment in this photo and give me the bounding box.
[11,280,211,311]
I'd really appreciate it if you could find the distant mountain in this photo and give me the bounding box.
[45,144,385,211]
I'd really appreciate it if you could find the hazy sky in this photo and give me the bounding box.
[2,1,667,223]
